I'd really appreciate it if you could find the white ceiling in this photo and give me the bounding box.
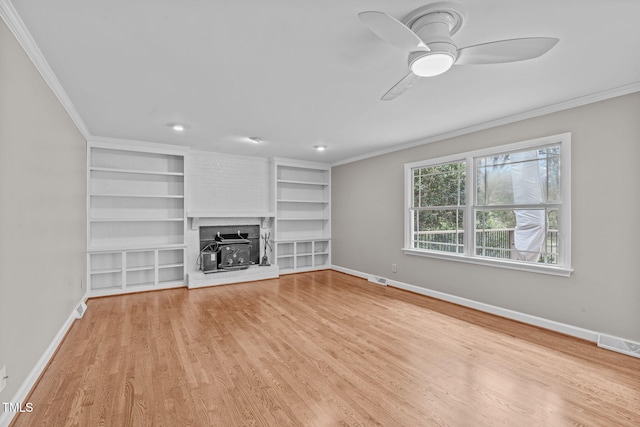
[7,0,640,164]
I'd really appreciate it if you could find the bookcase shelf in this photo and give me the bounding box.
[276,179,329,186]
[90,218,185,222]
[277,199,329,204]
[87,142,187,295]
[272,159,331,274]
[90,166,184,176]
[90,194,185,199]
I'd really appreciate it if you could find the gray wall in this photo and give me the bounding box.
[332,92,640,342]
[0,18,86,409]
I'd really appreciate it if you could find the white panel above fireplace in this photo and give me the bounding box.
[186,150,271,214]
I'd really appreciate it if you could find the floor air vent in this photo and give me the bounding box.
[368,276,388,286]
[597,334,640,359]
[75,302,88,319]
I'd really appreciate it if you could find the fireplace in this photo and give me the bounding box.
[199,225,260,273]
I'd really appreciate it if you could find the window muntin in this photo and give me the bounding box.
[404,134,571,275]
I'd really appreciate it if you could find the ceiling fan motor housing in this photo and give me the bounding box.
[411,12,458,57]
[407,11,461,76]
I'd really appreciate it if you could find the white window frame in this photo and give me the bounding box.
[403,133,572,277]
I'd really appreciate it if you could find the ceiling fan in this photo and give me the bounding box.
[359,1,559,100]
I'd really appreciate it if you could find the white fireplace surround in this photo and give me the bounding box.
[184,151,281,287]
[185,214,278,288]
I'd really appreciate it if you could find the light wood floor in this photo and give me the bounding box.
[13,270,640,426]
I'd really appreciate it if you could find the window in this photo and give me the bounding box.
[412,161,466,254]
[404,133,571,276]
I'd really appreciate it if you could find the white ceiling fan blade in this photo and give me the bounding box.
[359,11,429,53]
[456,37,559,65]
[381,72,422,101]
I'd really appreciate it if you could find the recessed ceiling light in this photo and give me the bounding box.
[248,137,262,144]
[168,123,185,132]
[314,145,327,151]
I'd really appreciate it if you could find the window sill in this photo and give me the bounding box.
[402,248,573,277]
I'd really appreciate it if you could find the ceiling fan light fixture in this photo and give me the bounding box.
[410,51,455,77]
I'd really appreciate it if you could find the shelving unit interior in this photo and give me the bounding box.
[275,239,331,274]
[126,250,154,270]
[297,241,312,255]
[89,221,185,249]
[276,199,329,220]
[127,269,155,287]
[159,248,184,266]
[158,247,184,284]
[88,247,186,293]
[90,170,184,196]
[273,160,331,274]
[276,165,328,183]
[276,181,327,202]
[90,148,184,174]
[90,195,184,220]
[87,143,187,294]
[90,251,122,272]
[90,271,123,290]
[275,219,329,241]
[276,242,294,257]
[89,251,123,290]
[159,266,184,283]
[276,256,294,271]
[314,240,330,254]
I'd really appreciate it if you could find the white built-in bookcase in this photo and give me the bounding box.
[272,158,331,274]
[87,140,188,296]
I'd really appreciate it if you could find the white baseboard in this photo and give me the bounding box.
[331,265,599,343]
[0,293,87,427]
[331,265,370,280]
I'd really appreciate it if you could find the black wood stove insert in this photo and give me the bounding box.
[199,225,260,273]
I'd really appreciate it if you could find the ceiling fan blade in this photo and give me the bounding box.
[456,37,559,65]
[359,11,429,53]
[381,72,422,101]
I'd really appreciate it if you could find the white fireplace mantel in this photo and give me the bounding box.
[187,211,275,230]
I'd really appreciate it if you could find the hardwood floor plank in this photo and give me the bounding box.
[11,270,640,426]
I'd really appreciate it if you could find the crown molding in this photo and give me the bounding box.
[0,0,91,139]
[331,81,640,167]
[88,136,192,154]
